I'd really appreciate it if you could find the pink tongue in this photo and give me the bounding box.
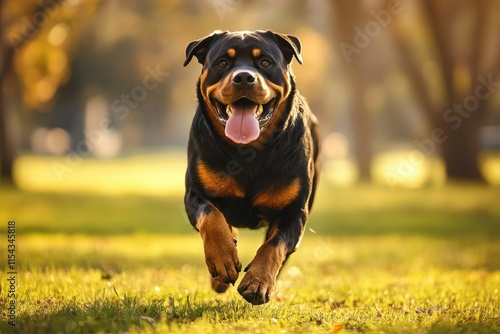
[225,103,260,144]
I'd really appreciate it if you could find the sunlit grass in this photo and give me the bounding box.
[371,151,446,188]
[481,151,500,185]
[1,152,500,333]
[1,234,499,333]
[371,150,500,188]
[14,151,186,196]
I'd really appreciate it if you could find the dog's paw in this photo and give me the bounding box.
[204,238,242,289]
[237,265,274,305]
[211,277,230,293]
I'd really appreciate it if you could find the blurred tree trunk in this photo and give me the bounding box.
[0,98,14,185]
[348,66,373,181]
[439,108,484,180]
[422,0,487,181]
[331,1,373,181]
[0,0,15,185]
[394,0,499,181]
[0,0,62,185]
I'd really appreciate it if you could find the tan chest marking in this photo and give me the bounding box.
[253,178,301,210]
[197,161,245,198]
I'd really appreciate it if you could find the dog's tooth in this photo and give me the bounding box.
[256,104,263,117]
[226,105,232,116]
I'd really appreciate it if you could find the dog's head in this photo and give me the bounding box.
[184,30,302,145]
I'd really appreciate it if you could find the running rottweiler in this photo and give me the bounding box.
[183,30,320,305]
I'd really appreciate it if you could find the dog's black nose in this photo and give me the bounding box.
[231,69,256,87]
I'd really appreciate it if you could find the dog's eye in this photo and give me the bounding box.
[260,59,271,67]
[217,60,228,68]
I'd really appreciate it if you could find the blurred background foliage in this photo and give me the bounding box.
[1,0,500,195]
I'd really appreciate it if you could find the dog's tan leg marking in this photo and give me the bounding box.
[197,206,242,292]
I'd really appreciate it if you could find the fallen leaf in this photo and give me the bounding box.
[276,295,287,302]
[375,306,384,317]
[140,316,157,327]
[332,323,344,332]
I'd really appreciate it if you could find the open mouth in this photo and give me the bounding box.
[211,96,277,128]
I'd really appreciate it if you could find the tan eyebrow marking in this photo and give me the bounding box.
[227,48,236,57]
[252,48,261,57]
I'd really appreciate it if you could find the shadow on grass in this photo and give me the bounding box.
[3,295,250,334]
[427,320,500,334]
[1,185,499,237]
[0,189,192,234]
[4,296,500,334]
[309,210,500,237]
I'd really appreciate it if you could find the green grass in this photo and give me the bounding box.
[1,233,499,333]
[1,154,500,333]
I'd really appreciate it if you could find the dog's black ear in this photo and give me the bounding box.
[267,31,303,65]
[184,31,226,67]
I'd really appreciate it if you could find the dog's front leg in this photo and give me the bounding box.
[199,205,242,292]
[185,192,242,292]
[238,212,306,305]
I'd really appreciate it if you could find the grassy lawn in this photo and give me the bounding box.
[1,154,500,333]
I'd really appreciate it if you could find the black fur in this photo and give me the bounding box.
[183,30,320,304]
